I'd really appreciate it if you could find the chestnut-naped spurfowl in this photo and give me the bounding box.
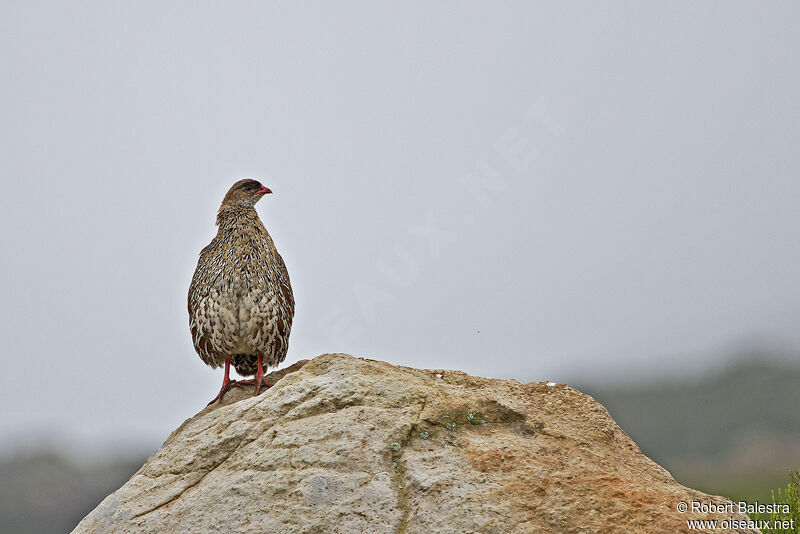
[188,179,294,404]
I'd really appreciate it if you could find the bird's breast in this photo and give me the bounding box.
[189,220,293,362]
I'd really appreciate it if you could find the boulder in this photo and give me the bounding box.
[73,353,758,533]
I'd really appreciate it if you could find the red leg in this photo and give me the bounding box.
[254,354,265,396]
[253,354,273,396]
[207,359,240,405]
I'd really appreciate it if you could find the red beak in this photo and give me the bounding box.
[257,186,272,195]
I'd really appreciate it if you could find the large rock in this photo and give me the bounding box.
[73,354,759,533]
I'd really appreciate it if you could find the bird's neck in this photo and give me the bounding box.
[216,206,259,229]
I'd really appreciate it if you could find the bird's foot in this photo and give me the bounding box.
[236,378,274,396]
[206,379,248,406]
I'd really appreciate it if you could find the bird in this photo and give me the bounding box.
[188,179,295,405]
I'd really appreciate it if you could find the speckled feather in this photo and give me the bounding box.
[188,180,294,376]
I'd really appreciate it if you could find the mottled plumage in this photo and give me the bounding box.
[188,179,294,402]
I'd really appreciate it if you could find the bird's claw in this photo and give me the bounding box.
[236,378,274,396]
[206,379,248,405]
[207,378,273,405]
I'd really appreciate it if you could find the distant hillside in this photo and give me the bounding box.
[578,358,800,501]
[0,449,147,534]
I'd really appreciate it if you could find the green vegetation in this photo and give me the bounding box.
[752,471,800,533]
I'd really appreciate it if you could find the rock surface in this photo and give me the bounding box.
[73,354,759,533]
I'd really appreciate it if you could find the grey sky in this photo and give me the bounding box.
[1,2,798,450]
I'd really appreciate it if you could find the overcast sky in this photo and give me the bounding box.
[1,1,798,451]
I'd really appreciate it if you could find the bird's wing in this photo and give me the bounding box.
[275,251,295,310]
[188,238,226,366]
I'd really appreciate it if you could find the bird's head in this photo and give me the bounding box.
[221,179,272,210]
[216,179,272,225]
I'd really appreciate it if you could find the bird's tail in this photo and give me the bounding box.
[231,354,259,376]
